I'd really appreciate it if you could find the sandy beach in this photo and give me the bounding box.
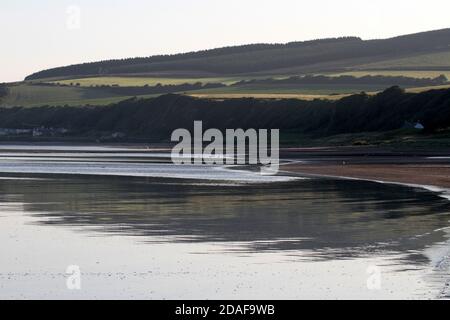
[0,144,449,299]
[283,163,450,189]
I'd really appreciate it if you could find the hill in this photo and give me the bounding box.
[2,75,448,108]
[25,28,450,80]
[1,87,450,147]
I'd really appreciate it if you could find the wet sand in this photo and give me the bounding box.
[283,163,450,189]
[1,144,450,299]
[279,146,450,190]
[2,168,450,299]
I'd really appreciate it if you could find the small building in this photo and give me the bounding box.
[414,122,424,130]
[403,121,425,130]
[32,128,43,137]
[111,132,126,139]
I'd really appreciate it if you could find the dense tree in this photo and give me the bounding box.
[0,84,8,99]
[34,81,225,95]
[0,87,449,140]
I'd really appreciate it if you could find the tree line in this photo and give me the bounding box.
[34,82,226,96]
[0,84,8,98]
[0,86,449,140]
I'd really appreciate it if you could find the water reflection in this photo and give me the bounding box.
[1,174,449,262]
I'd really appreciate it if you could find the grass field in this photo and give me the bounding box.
[353,50,450,70]
[188,93,348,100]
[47,76,251,87]
[189,84,450,100]
[2,74,449,107]
[405,84,450,93]
[45,68,450,88]
[0,82,358,105]
[329,70,450,79]
[39,70,450,91]
[190,83,404,95]
[0,84,126,107]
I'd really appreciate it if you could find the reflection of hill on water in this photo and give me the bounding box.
[1,174,450,261]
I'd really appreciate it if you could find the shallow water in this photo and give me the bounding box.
[0,145,449,299]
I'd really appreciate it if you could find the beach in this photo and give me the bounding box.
[281,147,450,191]
[283,163,450,189]
[0,144,449,299]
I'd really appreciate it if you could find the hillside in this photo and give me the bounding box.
[2,75,448,108]
[1,88,450,147]
[1,28,446,108]
[25,28,450,80]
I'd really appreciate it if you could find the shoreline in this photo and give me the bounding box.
[282,163,450,198]
[2,142,450,193]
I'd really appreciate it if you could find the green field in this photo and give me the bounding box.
[2,70,450,108]
[4,28,449,108]
[190,83,404,95]
[188,93,349,100]
[189,83,450,100]
[46,68,450,89]
[405,84,450,93]
[0,84,127,107]
[4,77,374,107]
[329,70,450,79]
[353,50,450,70]
[47,76,250,87]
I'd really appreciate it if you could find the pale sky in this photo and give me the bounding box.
[1,0,450,83]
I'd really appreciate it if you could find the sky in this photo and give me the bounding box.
[1,0,450,83]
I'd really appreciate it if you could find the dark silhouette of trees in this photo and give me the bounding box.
[1,87,449,139]
[0,84,8,99]
[31,81,226,95]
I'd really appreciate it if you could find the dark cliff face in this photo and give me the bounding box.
[0,88,449,139]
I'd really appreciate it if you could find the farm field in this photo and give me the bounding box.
[0,82,358,106]
[0,84,144,107]
[190,83,413,95]
[2,68,449,107]
[329,70,450,79]
[0,84,121,107]
[44,68,450,89]
[352,50,450,70]
[188,93,349,100]
[189,83,450,100]
[405,83,450,93]
[47,76,251,87]
[2,82,450,107]
[20,94,158,107]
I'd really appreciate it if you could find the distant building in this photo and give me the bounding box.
[0,128,32,136]
[32,128,43,137]
[403,121,424,130]
[414,122,424,130]
[0,127,69,137]
[111,132,126,139]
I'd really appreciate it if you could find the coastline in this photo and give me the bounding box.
[282,163,450,198]
[2,141,450,192]
[0,143,449,299]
